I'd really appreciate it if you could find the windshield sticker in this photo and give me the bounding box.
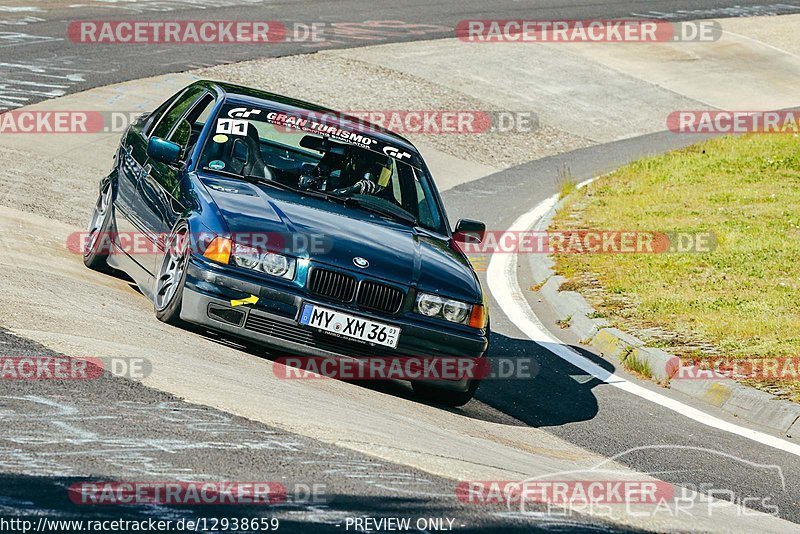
[228,107,262,119]
[212,134,229,143]
[383,146,412,161]
[216,118,248,136]
[263,111,378,150]
[208,160,226,170]
[223,107,423,168]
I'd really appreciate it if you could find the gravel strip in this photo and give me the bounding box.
[196,52,594,168]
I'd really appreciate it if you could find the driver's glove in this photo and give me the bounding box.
[353,178,379,195]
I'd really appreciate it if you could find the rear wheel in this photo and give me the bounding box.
[83,181,114,271]
[154,224,189,325]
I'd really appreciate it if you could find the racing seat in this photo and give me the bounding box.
[240,123,273,180]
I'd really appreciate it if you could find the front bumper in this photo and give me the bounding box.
[180,257,489,391]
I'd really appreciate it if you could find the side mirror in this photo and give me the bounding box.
[453,219,486,244]
[147,136,181,165]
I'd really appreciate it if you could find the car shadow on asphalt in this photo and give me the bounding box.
[473,332,610,427]
[186,324,614,429]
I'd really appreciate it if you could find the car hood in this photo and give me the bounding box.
[200,175,481,303]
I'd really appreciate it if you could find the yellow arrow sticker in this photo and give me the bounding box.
[230,295,259,307]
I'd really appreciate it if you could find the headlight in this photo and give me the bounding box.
[261,252,292,277]
[443,299,470,324]
[415,292,475,325]
[232,243,260,269]
[415,293,443,316]
[231,244,295,280]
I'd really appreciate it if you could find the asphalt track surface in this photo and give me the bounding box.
[0,328,635,533]
[444,131,800,524]
[2,0,800,532]
[4,0,800,111]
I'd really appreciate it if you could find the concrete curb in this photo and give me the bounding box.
[530,188,800,438]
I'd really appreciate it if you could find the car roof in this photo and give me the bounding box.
[203,80,419,154]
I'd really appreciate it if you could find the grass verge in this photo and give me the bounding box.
[551,134,800,401]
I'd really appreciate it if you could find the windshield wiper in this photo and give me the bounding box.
[343,196,418,226]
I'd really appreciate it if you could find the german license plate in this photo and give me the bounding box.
[299,304,401,348]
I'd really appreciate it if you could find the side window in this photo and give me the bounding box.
[151,86,205,140]
[381,162,439,231]
[193,96,215,128]
[379,160,401,204]
[169,93,216,158]
[142,89,184,137]
[412,169,441,231]
[146,90,213,196]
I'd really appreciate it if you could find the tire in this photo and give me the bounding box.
[412,378,481,407]
[154,223,190,325]
[83,181,114,271]
[412,321,490,407]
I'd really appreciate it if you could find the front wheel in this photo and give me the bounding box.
[154,224,189,325]
[83,181,114,271]
[412,378,481,407]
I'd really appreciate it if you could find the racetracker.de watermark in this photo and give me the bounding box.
[67,231,333,257]
[302,110,538,134]
[0,111,132,134]
[0,356,151,380]
[274,356,537,381]
[456,480,675,505]
[672,357,800,381]
[68,20,316,44]
[668,110,800,134]
[242,108,537,135]
[456,477,778,518]
[0,110,537,135]
[454,230,717,254]
[456,19,721,42]
[67,482,292,505]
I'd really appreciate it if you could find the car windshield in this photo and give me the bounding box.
[198,102,445,232]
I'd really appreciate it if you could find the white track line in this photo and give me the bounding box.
[486,183,800,458]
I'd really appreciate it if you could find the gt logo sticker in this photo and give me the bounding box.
[228,107,262,119]
[217,118,248,136]
[383,146,412,160]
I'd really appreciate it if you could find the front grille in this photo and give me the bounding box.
[357,281,404,314]
[307,268,357,302]
[245,313,315,345]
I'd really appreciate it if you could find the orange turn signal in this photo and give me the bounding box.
[203,236,232,264]
[469,304,488,329]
